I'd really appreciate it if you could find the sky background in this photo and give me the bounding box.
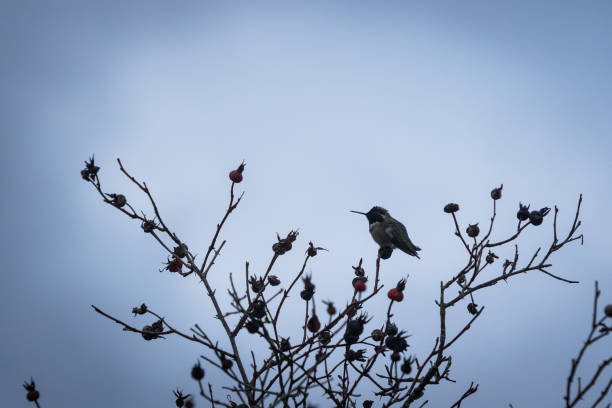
[1,1,611,407]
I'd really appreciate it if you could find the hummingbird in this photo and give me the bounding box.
[351,207,421,259]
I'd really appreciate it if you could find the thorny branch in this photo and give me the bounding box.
[75,157,609,408]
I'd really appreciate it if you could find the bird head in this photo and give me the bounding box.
[351,206,388,224]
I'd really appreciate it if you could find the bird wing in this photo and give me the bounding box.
[385,217,421,258]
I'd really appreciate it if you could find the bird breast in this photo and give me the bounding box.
[369,222,394,247]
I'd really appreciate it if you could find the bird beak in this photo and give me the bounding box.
[350,210,367,215]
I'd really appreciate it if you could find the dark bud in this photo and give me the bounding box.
[390,351,401,362]
[378,246,393,260]
[221,358,233,370]
[273,230,299,255]
[371,329,384,342]
[191,361,205,381]
[318,330,332,345]
[300,289,314,301]
[444,203,459,213]
[301,275,315,300]
[349,313,370,336]
[346,320,364,337]
[529,211,544,226]
[467,302,478,315]
[173,389,191,408]
[529,207,550,226]
[385,332,409,353]
[141,325,157,341]
[363,401,374,408]
[151,319,164,332]
[245,319,262,334]
[324,300,336,316]
[81,155,100,181]
[109,193,126,208]
[486,251,498,264]
[280,337,291,352]
[185,399,195,408]
[517,202,530,221]
[466,223,480,238]
[307,315,321,333]
[251,300,266,319]
[352,258,365,277]
[345,348,367,362]
[457,273,466,284]
[490,184,503,200]
[249,276,265,293]
[306,241,326,257]
[302,275,315,291]
[604,304,612,318]
[401,357,413,375]
[268,275,281,286]
[142,219,157,233]
[132,303,148,316]
[385,322,398,336]
[173,244,188,259]
[272,242,289,255]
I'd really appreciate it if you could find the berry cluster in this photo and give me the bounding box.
[141,318,164,341]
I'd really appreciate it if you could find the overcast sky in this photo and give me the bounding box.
[1,1,611,407]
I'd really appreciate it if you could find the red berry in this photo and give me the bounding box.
[26,390,39,402]
[353,280,367,292]
[229,162,245,183]
[168,257,183,273]
[229,170,243,183]
[387,288,404,302]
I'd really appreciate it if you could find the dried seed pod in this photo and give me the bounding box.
[191,361,205,381]
[173,244,188,259]
[110,193,126,208]
[517,203,530,221]
[280,337,291,352]
[324,300,336,316]
[467,302,478,315]
[466,223,480,238]
[490,184,503,200]
[371,329,384,342]
[444,203,459,213]
[132,303,148,316]
[307,315,321,333]
[401,357,413,374]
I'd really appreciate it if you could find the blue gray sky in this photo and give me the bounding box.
[1,1,611,407]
